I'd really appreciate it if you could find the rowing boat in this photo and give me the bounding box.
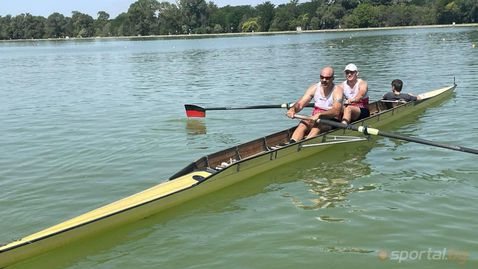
[0,84,456,268]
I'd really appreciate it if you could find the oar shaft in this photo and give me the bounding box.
[185,102,315,117]
[294,115,478,155]
[206,104,288,110]
[366,126,478,155]
[204,103,314,111]
[318,119,478,155]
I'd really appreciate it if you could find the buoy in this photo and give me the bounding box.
[473,43,476,48]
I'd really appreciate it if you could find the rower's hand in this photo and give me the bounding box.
[286,109,295,119]
[311,113,321,122]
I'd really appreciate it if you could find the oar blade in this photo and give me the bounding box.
[185,104,206,118]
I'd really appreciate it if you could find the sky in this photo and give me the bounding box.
[0,0,292,18]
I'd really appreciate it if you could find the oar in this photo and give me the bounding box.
[185,102,314,117]
[294,114,478,155]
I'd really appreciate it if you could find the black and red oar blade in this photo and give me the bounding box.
[185,104,206,117]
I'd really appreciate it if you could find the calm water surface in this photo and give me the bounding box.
[1,27,477,268]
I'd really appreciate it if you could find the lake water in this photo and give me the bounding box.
[1,26,477,268]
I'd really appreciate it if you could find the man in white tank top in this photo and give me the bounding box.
[286,66,344,142]
[341,63,370,124]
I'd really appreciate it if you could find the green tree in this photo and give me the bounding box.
[342,3,380,28]
[26,15,46,39]
[270,1,300,31]
[299,0,325,15]
[297,0,324,30]
[316,2,345,29]
[242,17,260,31]
[94,11,111,36]
[382,4,411,26]
[410,0,432,5]
[9,14,45,39]
[0,15,13,39]
[157,2,182,35]
[212,5,254,33]
[178,0,210,33]
[292,13,309,29]
[340,0,360,10]
[1,0,476,39]
[310,16,320,29]
[127,0,160,35]
[455,0,478,23]
[209,5,227,32]
[256,1,275,31]
[10,14,26,39]
[71,11,94,37]
[409,5,437,24]
[212,23,223,32]
[472,1,478,22]
[45,12,69,38]
[436,0,461,23]
[363,0,391,5]
[111,13,134,36]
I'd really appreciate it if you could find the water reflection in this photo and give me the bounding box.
[282,143,377,219]
[185,119,206,135]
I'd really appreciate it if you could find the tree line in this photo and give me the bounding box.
[0,0,476,40]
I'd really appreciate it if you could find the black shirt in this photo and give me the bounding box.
[383,92,418,102]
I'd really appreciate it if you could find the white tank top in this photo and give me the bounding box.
[342,79,369,108]
[313,83,335,110]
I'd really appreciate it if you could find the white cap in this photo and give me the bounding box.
[344,63,358,72]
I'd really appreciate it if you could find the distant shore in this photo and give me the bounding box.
[2,23,477,43]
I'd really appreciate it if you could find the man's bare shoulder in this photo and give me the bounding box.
[305,83,318,95]
[359,79,368,87]
[333,83,344,93]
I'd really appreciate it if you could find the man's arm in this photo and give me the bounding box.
[287,84,316,118]
[407,93,419,101]
[350,80,368,103]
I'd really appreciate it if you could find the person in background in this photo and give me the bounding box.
[286,66,344,143]
[383,79,421,101]
[341,63,370,124]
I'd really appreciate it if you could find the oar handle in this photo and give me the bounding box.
[293,114,318,122]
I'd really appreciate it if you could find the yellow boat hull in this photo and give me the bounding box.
[0,85,455,268]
